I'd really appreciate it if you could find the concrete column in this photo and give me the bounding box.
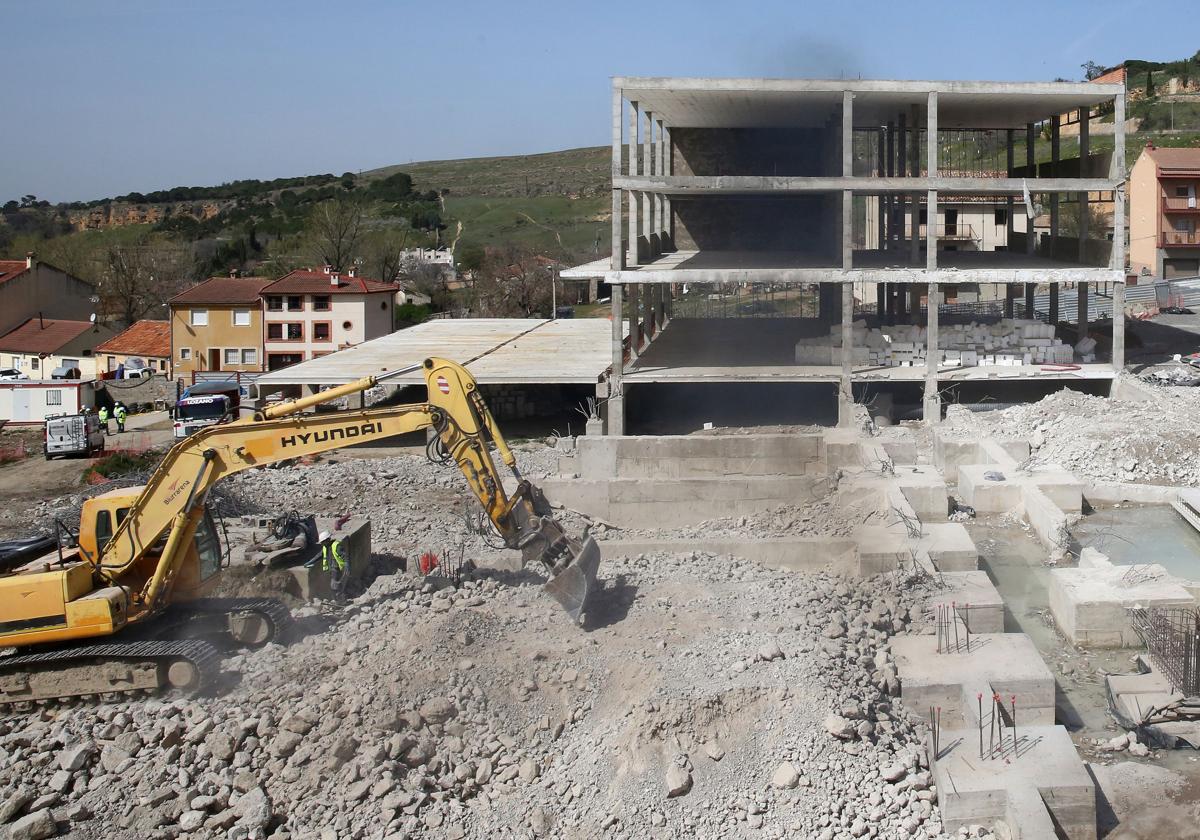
[1079,107,1090,264]
[628,101,640,267]
[1112,278,1125,370]
[876,128,886,250]
[656,119,665,251]
[1078,282,1089,341]
[910,104,920,265]
[923,282,940,423]
[1024,283,1035,319]
[629,284,641,359]
[1111,88,1127,273]
[608,284,624,434]
[611,88,625,271]
[897,112,906,254]
[1026,123,1036,256]
[926,189,938,270]
[1005,129,1015,248]
[642,110,653,259]
[1049,284,1059,323]
[838,282,854,428]
[886,121,895,250]
[1050,115,1060,259]
[654,283,665,331]
[926,94,938,272]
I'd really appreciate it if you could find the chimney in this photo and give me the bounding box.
[1147,140,1156,150]
[330,272,340,287]
[26,251,35,270]
[228,268,239,278]
[39,311,44,330]
[347,266,356,278]
[323,265,332,275]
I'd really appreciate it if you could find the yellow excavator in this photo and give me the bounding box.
[0,358,600,704]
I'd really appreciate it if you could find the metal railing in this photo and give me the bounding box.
[1161,231,1200,247]
[902,224,979,241]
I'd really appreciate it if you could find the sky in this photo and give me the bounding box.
[1,0,1187,203]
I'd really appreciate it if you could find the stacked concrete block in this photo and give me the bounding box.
[793,318,1076,368]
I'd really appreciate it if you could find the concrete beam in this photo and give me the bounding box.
[612,175,1121,195]
[613,76,1124,98]
[573,266,1124,286]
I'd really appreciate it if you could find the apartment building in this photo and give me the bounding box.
[168,276,272,375]
[563,76,1126,432]
[259,267,396,371]
[1129,144,1200,278]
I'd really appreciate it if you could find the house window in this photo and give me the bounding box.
[994,208,1008,225]
[180,348,192,361]
[30,357,39,371]
[224,348,240,366]
[313,295,331,311]
[1177,187,1191,197]
[107,356,116,368]
[286,323,303,340]
[10,356,19,369]
[1175,218,1195,233]
[267,323,282,341]
[46,390,62,406]
[190,309,208,326]
[313,323,331,341]
[266,295,283,311]
[242,348,258,365]
[233,309,251,326]
[286,296,303,311]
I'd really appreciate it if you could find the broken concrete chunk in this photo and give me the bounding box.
[771,762,800,789]
[664,765,692,798]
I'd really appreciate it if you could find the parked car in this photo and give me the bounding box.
[0,368,28,381]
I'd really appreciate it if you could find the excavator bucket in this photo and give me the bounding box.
[542,536,601,624]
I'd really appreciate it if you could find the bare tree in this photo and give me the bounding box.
[361,224,411,285]
[306,195,366,272]
[102,236,197,326]
[470,246,554,317]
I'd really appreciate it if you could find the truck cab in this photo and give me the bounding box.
[173,382,242,439]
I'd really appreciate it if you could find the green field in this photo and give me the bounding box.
[366,146,609,199]
[444,194,609,260]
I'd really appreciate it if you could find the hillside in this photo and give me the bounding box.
[365,146,609,199]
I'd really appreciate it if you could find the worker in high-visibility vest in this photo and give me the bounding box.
[114,403,128,433]
[97,406,110,435]
[318,530,348,594]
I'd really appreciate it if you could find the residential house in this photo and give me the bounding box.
[0,316,117,379]
[168,275,272,376]
[0,253,96,336]
[1130,144,1200,279]
[259,267,396,371]
[94,320,172,377]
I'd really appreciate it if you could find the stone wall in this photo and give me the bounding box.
[95,373,178,410]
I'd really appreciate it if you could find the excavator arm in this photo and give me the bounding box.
[98,358,600,621]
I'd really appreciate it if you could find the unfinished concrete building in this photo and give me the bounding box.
[564,77,1127,433]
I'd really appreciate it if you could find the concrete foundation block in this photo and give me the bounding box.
[1029,469,1084,514]
[1047,548,1195,648]
[959,464,1023,514]
[928,571,1004,634]
[933,724,1096,840]
[853,525,912,576]
[893,633,1055,730]
[918,524,979,572]
[896,467,950,521]
[280,517,371,601]
[932,432,978,483]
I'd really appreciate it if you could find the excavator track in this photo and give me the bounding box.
[0,638,222,708]
[167,598,294,648]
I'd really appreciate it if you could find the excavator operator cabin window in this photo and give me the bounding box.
[194,510,223,581]
[95,510,113,549]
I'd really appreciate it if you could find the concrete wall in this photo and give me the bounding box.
[0,263,95,337]
[566,433,826,480]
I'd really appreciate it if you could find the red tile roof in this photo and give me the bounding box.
[1145,146,1200,174]
[260,269,397,296]
[0,260,29,287]
[169,276,273,305]
[0,318,96,354]
[94,320,171,359]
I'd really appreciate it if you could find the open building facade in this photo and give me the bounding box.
[564,76,1128,433]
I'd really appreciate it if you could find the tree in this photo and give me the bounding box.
[1081,61,1105,81]
[360,225,411,286]
[468,246,554,317]
[101,235,198,326]
[305,196,366,272]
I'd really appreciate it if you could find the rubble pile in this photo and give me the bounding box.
[942,384,1200,486]
[796,319,1080,368]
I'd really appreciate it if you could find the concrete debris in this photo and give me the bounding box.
[943,385,1200,486]
[771,761,801,789]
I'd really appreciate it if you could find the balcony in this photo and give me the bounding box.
[1163,196,1200,212]
[1161,231,1200,247]
[903,223,978,241]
